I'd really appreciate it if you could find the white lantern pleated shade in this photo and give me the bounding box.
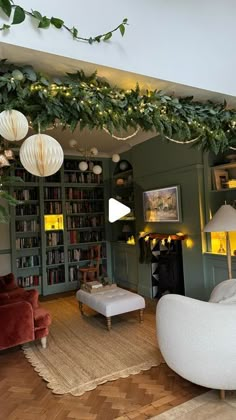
[19,134,64,177]
[0,110,29,141]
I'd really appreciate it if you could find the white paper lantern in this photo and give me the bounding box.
[79,161,88,172]
[93,165,102,175]
[0,110,29,141]
[112,153,120,163]
[19,134,64,177]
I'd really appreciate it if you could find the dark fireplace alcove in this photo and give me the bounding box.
[139,233,186,298]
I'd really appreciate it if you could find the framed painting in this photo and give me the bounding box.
[143,185,182,222]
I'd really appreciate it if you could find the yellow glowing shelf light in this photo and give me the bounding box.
[44,214,64,231]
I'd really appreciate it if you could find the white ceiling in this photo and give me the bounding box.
[1,42,236,157]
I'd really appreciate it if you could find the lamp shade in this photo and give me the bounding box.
[19,133,64,177]
[204,204,236,232]
[0,110,29,141]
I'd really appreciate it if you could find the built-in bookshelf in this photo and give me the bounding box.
[10,164,42,293]
[10,157,108,295]
[112,160,136,241]
[64,158,106,284]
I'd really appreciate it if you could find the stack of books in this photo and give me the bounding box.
[82,281,117,293]
[82,281,103,293]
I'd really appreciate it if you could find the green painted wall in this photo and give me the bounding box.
[122,136,207,299]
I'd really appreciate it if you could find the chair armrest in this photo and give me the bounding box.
[0,301,35,350]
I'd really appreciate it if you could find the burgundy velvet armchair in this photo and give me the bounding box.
[0,273,51,351]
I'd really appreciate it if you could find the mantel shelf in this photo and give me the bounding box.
[141,233,187,241]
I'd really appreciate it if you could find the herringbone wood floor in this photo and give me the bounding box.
[0,296,206,420]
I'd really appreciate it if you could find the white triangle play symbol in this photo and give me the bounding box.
[108,198,131,223]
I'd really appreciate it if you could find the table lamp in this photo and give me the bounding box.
[204,204,236,279]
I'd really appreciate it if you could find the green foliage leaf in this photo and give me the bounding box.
[123,18,128,24]
[71,26,78,39]
[22,65,37,81]
[12,6,25,24]
[103,32,112,41]
[0,0,12,17]
[38,16,51,29]
[119,24,125,36]
[50,17,64,29]
[0,190,21,206]
[31,10,43,21]
[0,204,9,223]
[0,23,10,30]
[1,175,24,185]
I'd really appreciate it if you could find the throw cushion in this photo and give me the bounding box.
[0,293,10,305]
[209,279,236,304]
[0,273,17,292]
[0,288,39,310]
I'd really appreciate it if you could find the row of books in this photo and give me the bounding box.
[68,230,104,244]
[64,172,102,184]
[17,275,41,287]
[47,250,65,265]
[16,237,40,249]
[14,169,37,183]
[16,204,39,216]
[47,268,65,285]
[44,187,62,200]
[44,201,62,214]
[15,220,39,233]
[13,189,38,201]
[65,187,104,200]
[67,215,103,229]
[65,201,104,214]
[46,232,64,247]
[68,246,106,262]
[68,266,80,282]
[16,255,41,268]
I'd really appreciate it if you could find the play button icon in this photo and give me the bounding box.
[108,198,131,223]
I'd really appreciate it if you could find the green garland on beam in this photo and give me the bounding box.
[0,59,236,154]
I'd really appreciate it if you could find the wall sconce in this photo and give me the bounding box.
[69,139,102,174]
[69,139,121,173]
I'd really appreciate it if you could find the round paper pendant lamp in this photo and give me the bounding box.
[92,164,102,175]
[79,161,88,172]
[19,134,64,177]
[0,110,29,141]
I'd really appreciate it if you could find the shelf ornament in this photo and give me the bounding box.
[19,133,64,177]
[0,110,29,141]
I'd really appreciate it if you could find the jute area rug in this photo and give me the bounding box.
[23,296,161,396]
[151,390,236,419]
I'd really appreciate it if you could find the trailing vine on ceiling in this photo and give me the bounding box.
[0,0,128,43]
[0,60,236,154]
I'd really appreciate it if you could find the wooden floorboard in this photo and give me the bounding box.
[0,296,206,420]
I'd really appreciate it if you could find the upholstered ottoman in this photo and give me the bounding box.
[76,287,145,330]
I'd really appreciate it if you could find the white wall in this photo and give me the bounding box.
[0,0,236,96]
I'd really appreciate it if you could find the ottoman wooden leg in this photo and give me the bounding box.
[41,336,47,349]
[139,309,144,323]
[79,301,84,315]
[106,316,111,331]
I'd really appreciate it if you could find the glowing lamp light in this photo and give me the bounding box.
[19,133,64,177]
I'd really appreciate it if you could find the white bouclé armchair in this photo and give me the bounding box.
[156,281,236,397]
